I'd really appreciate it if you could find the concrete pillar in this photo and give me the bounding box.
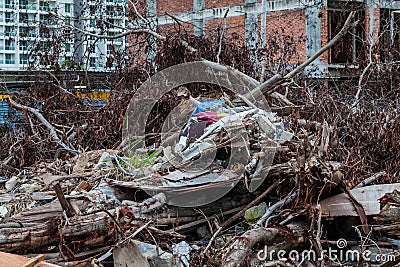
[193,0,205,36]
[305,3,326,76]
[245,0,259,72]
[146,0,157,72]
[366,0,378,46]
[260,0,267,72]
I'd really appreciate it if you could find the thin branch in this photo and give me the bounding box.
[201,221,222,256]
[243,11,357,100]
[254,189,298,228]
[128,0,149,24]
[38,70,77,98]
[216,9,229,64]
[354,171,387,189]
[63,20,197,52]
[8,99,79,154]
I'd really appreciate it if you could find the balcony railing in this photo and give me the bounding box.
[19,19,36,24]
[5,32,16,37]
[106,0,124,4]
[5,46,15,50]
[5,60,15,64]
[108,37,123,43]
[19,5,36,10]
[39,6,50,11]
[24,33,37,37]
[89,63,105,68]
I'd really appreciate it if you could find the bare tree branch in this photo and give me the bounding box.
[8,99,79,154]
[243,11,357,100]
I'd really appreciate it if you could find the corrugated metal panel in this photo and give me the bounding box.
[0,91,110,126]
[0,101,10,125]
[0,100,23,126]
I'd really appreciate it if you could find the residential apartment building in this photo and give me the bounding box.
[0,0,128,71]
[74,0,128,70]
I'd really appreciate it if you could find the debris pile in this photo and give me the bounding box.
[0,81,399,266]
[0,13,399,266]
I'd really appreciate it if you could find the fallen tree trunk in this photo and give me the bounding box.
[221,223,307,267]
[0,193,166,253]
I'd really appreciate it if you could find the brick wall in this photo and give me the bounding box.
[205,16,246,45]
[320,6,329,63]
[365,7,380,44]
[157,23,194,35]
[205,0,244,9]
[264,9,307,64]
[157,0,193,15]
[131,0,384,69]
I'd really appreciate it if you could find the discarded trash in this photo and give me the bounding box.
[94,152,114,170]
[244,202,267,224]
[172,241,191,267]
[18,183,42,194]
[5,176,18,191]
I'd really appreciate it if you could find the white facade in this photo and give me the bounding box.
[74,0,128,70]
[0,0,127,71]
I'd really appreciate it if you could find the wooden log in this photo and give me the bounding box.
[0,194,166,253]
[222,222,307,267]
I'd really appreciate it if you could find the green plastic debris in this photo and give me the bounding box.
[244,202,267,224]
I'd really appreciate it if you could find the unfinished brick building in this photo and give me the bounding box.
[137,0,400,77]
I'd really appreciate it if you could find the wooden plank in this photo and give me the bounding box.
[54,183,75,217]
[319,183,400,217]
[0,251,57,267]
[0,192,55,203]
[20,254,44,267]
[114,241,150,267]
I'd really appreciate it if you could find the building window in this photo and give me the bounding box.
[5,12,13,23]
[39,14,47,23]
[65,43,71,52]
[107,44,113,54]
[19,0,28,9]
[20,55,28,64]
[328,4,365,64]
[19,13,28,23]
[89,58,96,67]
[5,54,14,64]
[65,3,71,13]
[378,9,400,61]
[39,1,49,11]
[5,26,14,37]
[5,0,13,8]
[40,41,50,50]
[5,39,14,50]
[19,41,27,50]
